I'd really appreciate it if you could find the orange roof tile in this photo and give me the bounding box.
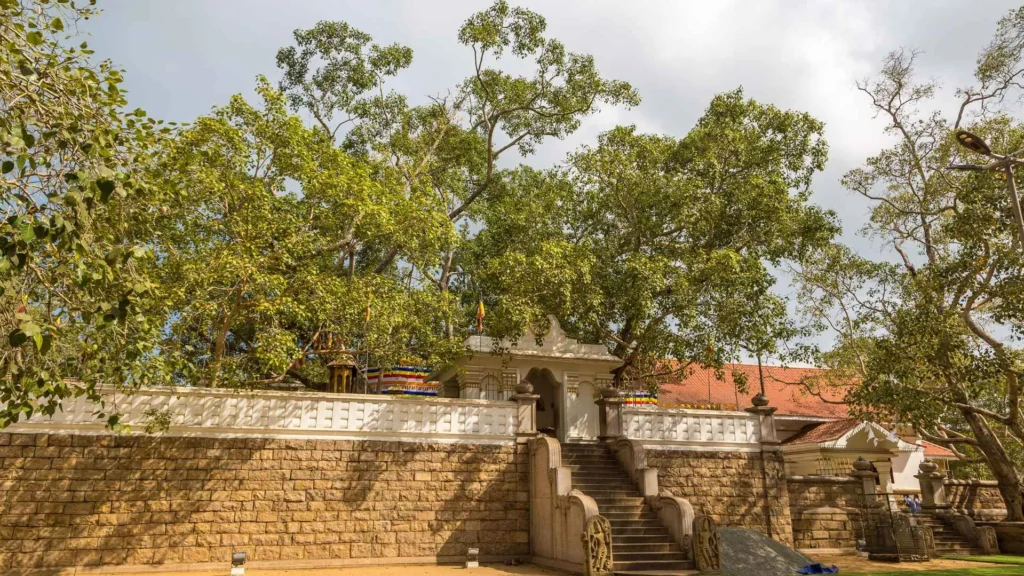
[657,363,850,419]
[919,440,956,459]
[781,419,862,445]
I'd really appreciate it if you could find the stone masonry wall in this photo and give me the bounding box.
[647,449,793,546]
[786,477,864,551]
[0,433,529,571]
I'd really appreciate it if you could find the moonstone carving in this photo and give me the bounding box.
[693,514,721,573]
[582,515,614,576]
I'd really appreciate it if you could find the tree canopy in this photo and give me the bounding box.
[796,7,1024,519]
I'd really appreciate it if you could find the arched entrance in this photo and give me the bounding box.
[526,367,561,440]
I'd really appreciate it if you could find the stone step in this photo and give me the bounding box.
[616,551,688,561]
[614,559,695,572]
[613,534,677,545]
[600,504,651,514]
[610,565,700,569]
[612,542,681,553]
[614,571,700,576]
[593,497,647,506]
[604,511,659,521]
[612,525,675,536]
[587,490,646,498]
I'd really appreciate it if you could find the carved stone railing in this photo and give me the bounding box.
[611,438,697,562]
[950,513,1001,555]
[620,406,761,450]
[862,510,932,562]
[5,385,520,443]
[530,436,602,573]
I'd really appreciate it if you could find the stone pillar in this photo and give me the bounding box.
[512,381,540,443]
[851,457,882,510]
[745,395,792,544]
[916,460,950,513]
[595,388,625,443]
[744,393,779,444]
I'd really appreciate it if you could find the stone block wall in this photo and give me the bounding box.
[787,477,864,551]
[647,449,793,545]
[0,433,529,571]
[945,480,1008,519]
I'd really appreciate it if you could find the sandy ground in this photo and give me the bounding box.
[90,564,564,576]
[85,556,1011,576]
[811,554,1001,573]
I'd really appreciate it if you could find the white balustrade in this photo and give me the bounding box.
[7,386,519,444]
[621,406,761,450]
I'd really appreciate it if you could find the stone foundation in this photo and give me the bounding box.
[787,477,864,551]
[0,433,529,571]
[647,449,793,545]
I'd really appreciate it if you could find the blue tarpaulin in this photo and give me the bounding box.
[797,564,839,574]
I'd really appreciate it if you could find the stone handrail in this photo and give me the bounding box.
[529,436,601,573]
[621,405,761,449]
[950,513,1001,555]
[5,385,519,443]
[612,438,696,561]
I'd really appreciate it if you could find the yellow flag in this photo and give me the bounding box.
[475,300,486,332]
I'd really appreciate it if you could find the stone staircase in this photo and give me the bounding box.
[561,443,698,575]
[915,515,985,556]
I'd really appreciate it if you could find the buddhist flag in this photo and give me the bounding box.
[475,299,486,333]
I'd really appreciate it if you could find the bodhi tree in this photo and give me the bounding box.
[796,7,1024,519]
[275,0,638,306]
[145,81,462,388]
[468,91,838,389]
[0,0,167,427]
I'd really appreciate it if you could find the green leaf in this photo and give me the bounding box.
[97,179,115,201]
[8,329,27,347]
[1,161,12,174]
[26,31,43,46]
[51,18,64,32]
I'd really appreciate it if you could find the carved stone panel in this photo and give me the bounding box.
[582,515,614,576]
[979,525,1000,555]
[693,514,721,574]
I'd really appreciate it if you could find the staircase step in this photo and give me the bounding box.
[615,571,700,576]
[610,565,700,569]
[593,497,646,506]
[613,535,677,544]
[612,542,680,553]
[612,525,675,536]
[614,559,695,572]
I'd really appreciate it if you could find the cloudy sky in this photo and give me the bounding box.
[82,0,1020,253]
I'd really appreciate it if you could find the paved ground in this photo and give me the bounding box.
[83,555,1017,576]
[90,564,564,576]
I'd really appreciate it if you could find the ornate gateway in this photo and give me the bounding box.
[581,515,614,576]
[693,514,722,574]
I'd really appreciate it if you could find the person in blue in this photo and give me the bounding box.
[912,495,922,514]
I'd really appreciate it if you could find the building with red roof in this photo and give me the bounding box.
[658,363,955,492]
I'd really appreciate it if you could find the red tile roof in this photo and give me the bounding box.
[919,440,956,459]
[657,363,851,419]
[782,419,861,445]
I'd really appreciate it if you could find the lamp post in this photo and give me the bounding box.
[950,129,1024,252]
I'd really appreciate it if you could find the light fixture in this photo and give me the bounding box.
[231,551,246,576]
[956,129,993,156]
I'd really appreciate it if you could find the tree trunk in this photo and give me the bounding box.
[961,407,1024,521]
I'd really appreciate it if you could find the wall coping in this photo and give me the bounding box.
[945,479,1000,487]
[786,476,858,484]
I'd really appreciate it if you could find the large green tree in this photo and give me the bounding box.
[145,81,462,387]
[796,7,1024,519]
[469,91,838,388]
[0,0,166,427]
